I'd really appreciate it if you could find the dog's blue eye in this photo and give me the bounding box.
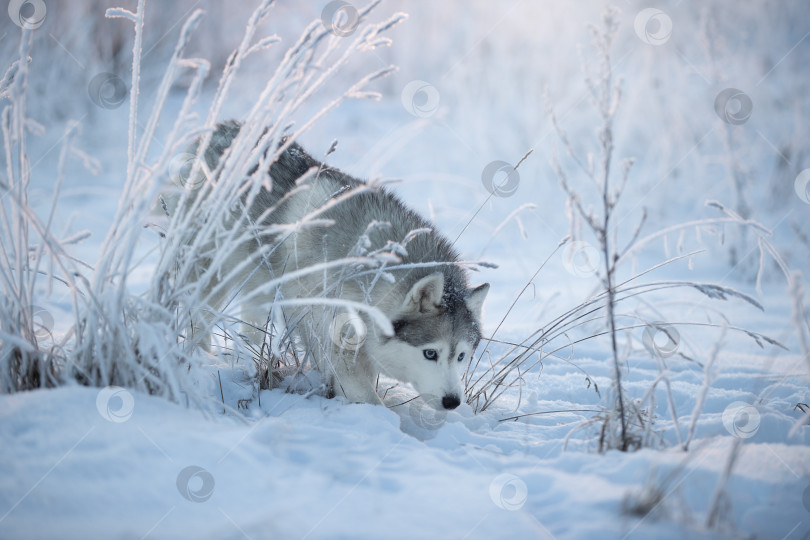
[457,352,465,362]
[423,349,438,361]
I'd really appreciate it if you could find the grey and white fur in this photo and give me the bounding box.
[175,121,489,410]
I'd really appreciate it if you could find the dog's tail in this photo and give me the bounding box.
[153,121,242,219]
[155,120,328,220]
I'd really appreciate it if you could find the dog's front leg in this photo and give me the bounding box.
[330,350,382,405]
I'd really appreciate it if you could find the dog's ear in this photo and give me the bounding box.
[402,273,444,314]
[466,283,490,319]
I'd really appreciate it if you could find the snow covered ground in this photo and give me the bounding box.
[1,327,808,539]
[2,1,809,539]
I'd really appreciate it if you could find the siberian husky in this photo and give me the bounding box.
[173,121,489,410]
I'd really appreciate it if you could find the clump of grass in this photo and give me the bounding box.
[0,0,407,409]
[0,28,92,393]
[464,6,787,454]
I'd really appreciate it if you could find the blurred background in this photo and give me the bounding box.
[3,0,809,326]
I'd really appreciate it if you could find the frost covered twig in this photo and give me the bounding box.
[547,7,634,449]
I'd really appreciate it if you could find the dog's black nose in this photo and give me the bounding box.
[442,395,461,410]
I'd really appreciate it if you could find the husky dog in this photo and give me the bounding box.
[178,121,489,410]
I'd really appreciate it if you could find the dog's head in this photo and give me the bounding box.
[377,272,489,410]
